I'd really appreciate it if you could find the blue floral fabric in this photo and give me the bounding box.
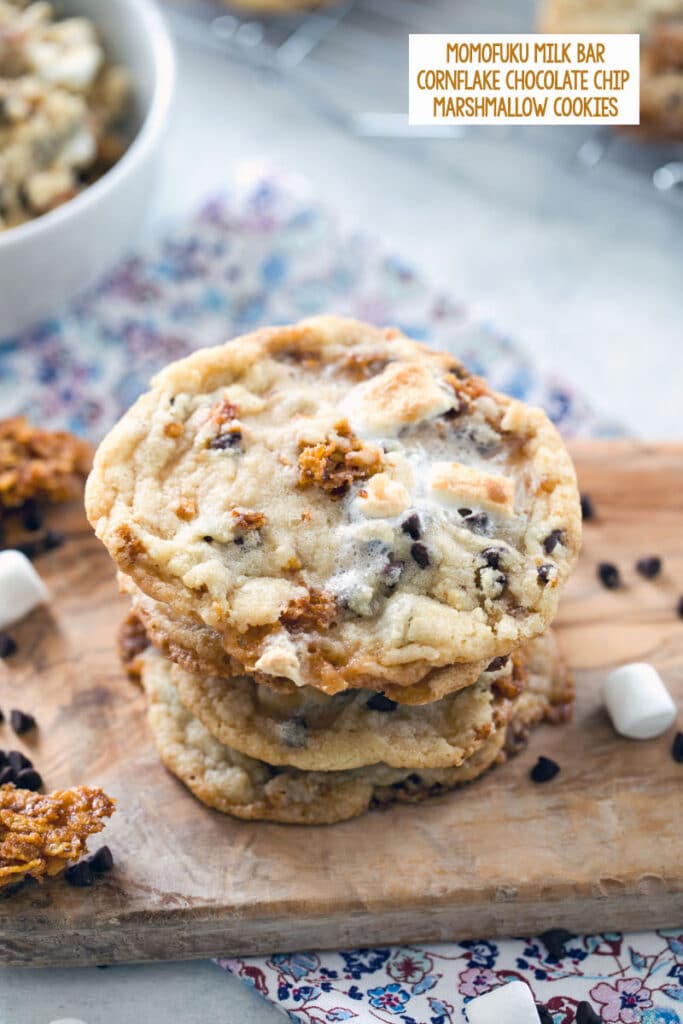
[219,932,683,1023]
[0,166,621,441]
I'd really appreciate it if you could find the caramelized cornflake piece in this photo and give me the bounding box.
[0,416,92,511]
[298,419,383,498]
[231,509,267,532]
[0,785,115,889]
[279,588,337,633]
[210,399,239,426]
[340,352,391,380]
[117,611,150,679]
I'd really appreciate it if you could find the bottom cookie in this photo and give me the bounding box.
[140,645,571,825]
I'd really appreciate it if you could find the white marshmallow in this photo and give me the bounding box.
[466,980,540,1024]
[602,662,677,740]
[0,550,49,631]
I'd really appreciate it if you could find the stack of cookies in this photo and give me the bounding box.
[86,316,581,825]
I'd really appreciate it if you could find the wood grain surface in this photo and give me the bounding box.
[0,441,682,967]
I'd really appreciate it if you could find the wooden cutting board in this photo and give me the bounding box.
[1,441,682,967]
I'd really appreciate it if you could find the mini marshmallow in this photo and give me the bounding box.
[602,662,676,740]
[466,980,540,1024]
[0,550,49,630]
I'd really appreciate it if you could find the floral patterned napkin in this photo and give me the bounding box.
[1,166,672,1024]
[220,933,683,1024]
[0,164,618,440]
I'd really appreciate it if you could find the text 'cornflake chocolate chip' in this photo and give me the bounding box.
[540,927,573,959]
[543,529,564,554]
[597,562,620,590]
[671,732,683,763]
[530,756,560,783]
[10,709,36,734]
[401,513,421,540]
[366,693,398,712]
[576,1001,603,1024]
[0,632,17,657]
[636,556,662,579]
[410,542,430,569]
[580,494,595,521]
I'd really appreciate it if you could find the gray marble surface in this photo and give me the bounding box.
[2,18,682,1024]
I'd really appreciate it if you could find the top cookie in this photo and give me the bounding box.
[86,316,580,692]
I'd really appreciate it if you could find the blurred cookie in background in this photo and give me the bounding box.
[539,0,683,140]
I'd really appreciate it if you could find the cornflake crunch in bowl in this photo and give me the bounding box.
[0,0,131,230]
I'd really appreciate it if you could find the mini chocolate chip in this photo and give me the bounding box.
[366,693,398,712]
[486,656,509,672]
[530,756,560,783]
[17,538,43,559]
[580,494,595,521]
[234,536,244,546]
[0,766,15,785]
[64,861,94,887]
[8,750,32,772]
[169,396,176,406]
[537,563,555,586]
[278,718,308,749]
[401,513,421,540]
[0,633,17,658]
[382,560,403,590]
[203,536,213,543]
[410,542,430,569]
[481,547,502,568]
[672,731,683,763]
[636,556,661,579]
[536,1007,554,1024]
[540,927,573,959]
[87,845,114,874]
[21,499,43,532]
[464,512,488,534]
[44,529,65,551]
[442,406,461,420]
[597,562,620,589]
[209,431,242,450]
[543,529,564,554]
[10,710,35,735]
[15,768,42,791]
[678,596,683,619]
[576,1002,603,1024]
[457,507,472,517]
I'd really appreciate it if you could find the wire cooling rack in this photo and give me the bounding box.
[163,0,683,204]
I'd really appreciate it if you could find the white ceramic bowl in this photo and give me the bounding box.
[0,0,175,337]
